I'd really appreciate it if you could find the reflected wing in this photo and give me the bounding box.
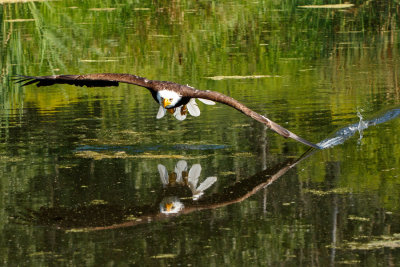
[175,160,187,172]
[196,176,217,192]
[188,164,201,188]
[185,87,320,149]
[175,160,187,182]
[158,164,169,185]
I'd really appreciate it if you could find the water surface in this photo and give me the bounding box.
[1,0,400,265]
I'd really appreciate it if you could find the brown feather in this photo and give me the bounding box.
[14,74,153,89]
[14,73,320,149]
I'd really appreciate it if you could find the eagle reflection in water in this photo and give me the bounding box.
[158,160,217,214]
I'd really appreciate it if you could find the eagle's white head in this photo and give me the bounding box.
[157,90,181,109]
[156,91,215,120]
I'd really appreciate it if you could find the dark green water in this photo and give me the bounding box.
[1,0,400,265]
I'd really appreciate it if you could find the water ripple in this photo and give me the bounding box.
[317,108,400,149]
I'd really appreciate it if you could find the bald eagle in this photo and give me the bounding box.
[14,73,320,149]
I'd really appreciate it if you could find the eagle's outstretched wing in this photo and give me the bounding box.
[13,73,153,89]
[14,73,320,149]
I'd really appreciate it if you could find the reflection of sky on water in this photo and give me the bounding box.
[318,107,400,149]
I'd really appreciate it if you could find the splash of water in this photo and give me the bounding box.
[317,108,400,149]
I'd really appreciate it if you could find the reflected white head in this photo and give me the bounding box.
[160,196,184,214]
[157,90,181,108]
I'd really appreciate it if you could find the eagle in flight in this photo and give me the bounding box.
[14,73,320,149]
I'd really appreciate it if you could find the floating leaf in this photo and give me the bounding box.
[90,199,108,205]
[125,215,142,221]
[303,187,351,196]
[4,19,35,22]
[205,75,280,80]
[29,251,53,257]
[66,228,90,233]
[74,151,209,160]
[80,59,119,62]
[348,215,370,222]
[344,235,400,250]
[298,4,354,9]
[89,8,116,11]
[0,0,47,3]
[151,254,177,259]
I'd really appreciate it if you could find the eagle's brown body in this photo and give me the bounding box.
[14,73,320,149]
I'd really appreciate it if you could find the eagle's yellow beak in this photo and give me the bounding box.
[162,98,172,108]
[165,203,173,212]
